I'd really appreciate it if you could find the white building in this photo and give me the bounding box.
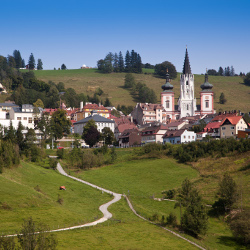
[73,111,115,135]
[0,104,42,130]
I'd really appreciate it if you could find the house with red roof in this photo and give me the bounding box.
[220,116,249,139]
[75,103,110,121]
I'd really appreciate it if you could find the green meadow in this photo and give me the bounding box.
[0,161,110,235]
[32,68,250,112]
[1,149,249,249]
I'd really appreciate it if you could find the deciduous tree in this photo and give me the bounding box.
[154,61,177,79]
[82,119,100,147]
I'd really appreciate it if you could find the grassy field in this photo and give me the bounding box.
[68,150,250,250]
[31,68,250,112]
[1,150,249,249]
[0,161,110,235]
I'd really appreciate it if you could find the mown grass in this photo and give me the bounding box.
[69,154,249,250]
[55,198,198,250]
[0,161,110,235]
[32,68,250,112]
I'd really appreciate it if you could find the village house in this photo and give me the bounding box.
[0,104,42,130]
[73,111,115,135]
[220,116,249,139]
[131,103,167,126]
[163,129,196,144]
[141,124,168,144]
[75,102,110,121]
[118,128,141,148]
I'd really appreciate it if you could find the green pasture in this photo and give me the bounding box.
[70,156,247,250]
[0,161,110,235]
[32,68,250,112]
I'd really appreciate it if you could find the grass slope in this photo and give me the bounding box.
[0,161,110,235]
[33,68,250,112]
[70,154,249,250]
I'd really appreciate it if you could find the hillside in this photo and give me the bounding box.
[33,68,250,112]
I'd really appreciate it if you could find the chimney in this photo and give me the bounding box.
[80,101,83,111]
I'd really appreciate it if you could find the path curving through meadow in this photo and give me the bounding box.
[52,163,122,232]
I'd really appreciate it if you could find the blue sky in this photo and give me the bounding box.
[0,0,249,74]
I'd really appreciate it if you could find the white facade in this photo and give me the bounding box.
[0,104,41,130]
[74,113,115,135]
[178,74,197,118]
[180,130,197,143]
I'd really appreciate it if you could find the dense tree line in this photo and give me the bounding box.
[207,66,236,76]
[135,137,250,163]
[97,50,142,73]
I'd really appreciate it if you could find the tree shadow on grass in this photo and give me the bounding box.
[217,236,244,250]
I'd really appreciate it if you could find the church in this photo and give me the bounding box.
[161,48,216,120]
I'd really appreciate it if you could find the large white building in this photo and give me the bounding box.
[161,48,216,120]
[74,111,115,135]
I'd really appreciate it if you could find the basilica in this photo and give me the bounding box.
[161,48,216,120]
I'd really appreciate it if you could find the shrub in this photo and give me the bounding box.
[229,209,250,245]
[166,212,177,226]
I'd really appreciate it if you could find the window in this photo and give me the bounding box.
[23,117,27,120]
[17,117,21,120]
[222,127,226,130]
[186,81,188,85]
[28,117,32,123]
[232,132,234,135]
[231,126,235,130]
[184,136,186,139]
[166,100,170,109]
[187,104,189,110]
[205,100,209,108]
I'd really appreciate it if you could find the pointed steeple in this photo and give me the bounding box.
[182,47,192,75]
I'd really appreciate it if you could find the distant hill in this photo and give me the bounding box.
[34,68,250,113]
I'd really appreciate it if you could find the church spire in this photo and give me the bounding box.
[182,47,192,75]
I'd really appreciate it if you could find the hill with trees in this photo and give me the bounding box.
[32,68,250,113]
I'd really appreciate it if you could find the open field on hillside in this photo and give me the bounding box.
[68,151,250,250]
[33,68,250,112]
[0,161,110,235]
[1,149,249,249]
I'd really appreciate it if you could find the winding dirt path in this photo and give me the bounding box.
[52,163,122,232]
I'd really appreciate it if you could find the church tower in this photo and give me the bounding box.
[161,69,175,120]
[200,71,215,115]
[178,48,197,118]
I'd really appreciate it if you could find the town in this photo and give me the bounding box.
[0,48,249,150]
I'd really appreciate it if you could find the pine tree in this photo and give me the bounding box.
[113,53,119,72]
[118,51,124,72]
[28,53,35,70]
[37,59,43,70]
[125,50,131,72]
[218,66,224,76]
[136,54,142,73]
[21,59,26,68]
[13,50,22,68]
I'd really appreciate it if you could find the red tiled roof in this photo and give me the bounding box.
[221,116,242,126]
[83,103,108,111]
[117,123,137,133]
[204,121,221,130]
